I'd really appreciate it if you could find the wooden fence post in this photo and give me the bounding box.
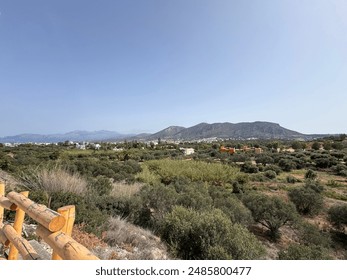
[0,182,5,225]
[8,191,29,260]
[37,225,99,260]
[52,205,76,260]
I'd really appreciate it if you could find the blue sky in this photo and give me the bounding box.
[0,0,346,136]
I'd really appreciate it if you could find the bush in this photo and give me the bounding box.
[304,180,324,193]
[288,187,323,216]
[278,158,296,172]
[278,244,331,260]
[160,206,264,260]
[295,221,331,248]
[333,164,347,177]
[305,169,317,180]
[249,173,268,182]
[212,195,253,226]
[241,162,259,174]
[89,175,113,196]
[130,184,179,228]
[264,165,282,175]
[50,191,108,235]
[95,196,132,218]
[286,175,298,184]
[264,170,277,179]
[243,193,297,240]
[328,204,347,230]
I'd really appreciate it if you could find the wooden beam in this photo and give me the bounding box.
[37,225,99,260]
[7,191,65,232]
[0,226,10,246]
[52,205,76,260]
[2,224,40,260]
[0,197,18,211]
[0,182,4,225]
[8,191,28,260]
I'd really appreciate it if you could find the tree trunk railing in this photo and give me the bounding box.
[0,182,99,260]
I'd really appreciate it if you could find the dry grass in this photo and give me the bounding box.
[110,181,143,199]
[104,216,169,260]
[19,166,88,195]
[0,170,20,192]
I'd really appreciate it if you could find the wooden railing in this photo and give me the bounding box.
[0,182,99,260]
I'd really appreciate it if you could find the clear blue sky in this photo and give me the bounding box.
[0,0,346,136]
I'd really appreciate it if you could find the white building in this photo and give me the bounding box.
[181,148,195,155]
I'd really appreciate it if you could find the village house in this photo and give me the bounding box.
[180,148,195,155]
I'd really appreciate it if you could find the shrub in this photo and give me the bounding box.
[333,164,347,177]
[305,169,317,180]
[295,221,331,248]
[212,195,253,226]
[130,184,179,228]
[264,170,277,179]
[328,204,347,230]
[241,162,259,174]
[264,164,282,175]
[286,175,298,184]
[278,244,331,260]
[243,193,297,240]
[304,180,324,193]
[50,191,107,235]
[88,175,113,196]
[288,187,323,216]
[160,206,264,260]
[255,154,274,166]
[249,173,268,182]
[278,159,296,172]
[176,183,213,211]
[95,196,132,218]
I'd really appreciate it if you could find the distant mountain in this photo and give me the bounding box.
[0,130,127,143]
[0,122,330,143]
[143,122,325,141]
[147,126,186,140]
[171,122,304,140]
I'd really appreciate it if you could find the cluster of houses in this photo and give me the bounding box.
[220,146,263,154]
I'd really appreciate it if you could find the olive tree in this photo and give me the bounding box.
[243,193,297,240]
[288,187,323,216]
[328,204,347,230]
[160,206,265,260]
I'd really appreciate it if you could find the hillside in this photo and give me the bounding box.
[152,122,310,140]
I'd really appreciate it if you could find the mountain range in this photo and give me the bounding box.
[0,122,328,143]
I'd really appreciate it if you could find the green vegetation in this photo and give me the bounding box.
[278,244,331,260]
[161,206,264,260]
[138,159,239,186]
[1,136,347,260]
[288,187,324,216]
[243,193,297,240]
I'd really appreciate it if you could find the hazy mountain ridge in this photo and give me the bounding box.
[0,122,329,143]
[0,130,127,143]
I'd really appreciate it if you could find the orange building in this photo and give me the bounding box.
[220,146,236,154]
